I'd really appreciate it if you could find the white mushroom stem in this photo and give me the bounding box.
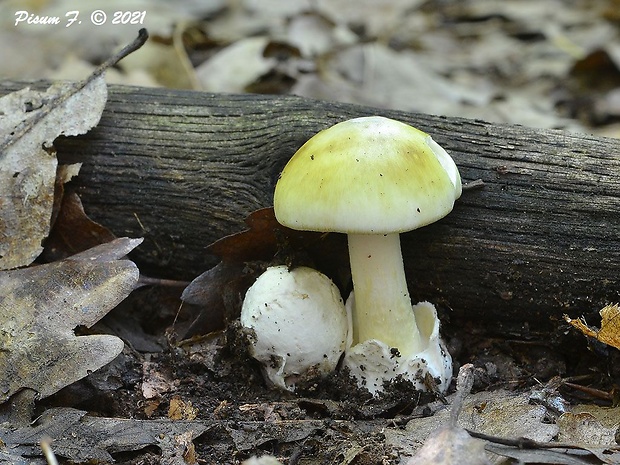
[347,233,422,357]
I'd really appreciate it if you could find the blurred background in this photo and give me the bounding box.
[1,0,619,138]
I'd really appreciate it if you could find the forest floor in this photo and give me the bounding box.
[1,1,620,464]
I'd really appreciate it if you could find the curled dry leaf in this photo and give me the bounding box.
[43,191,117,262]
[564,304,620,350]
[0,29,148,271]
[0,77,108,270]
[0,238,142,404]
[179,207,307,338]
[205,207,289,263]
[180,207,348,338]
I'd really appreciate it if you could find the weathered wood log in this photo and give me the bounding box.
[2,81,619,335]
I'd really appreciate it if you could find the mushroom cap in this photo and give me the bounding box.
[274,116,462,234]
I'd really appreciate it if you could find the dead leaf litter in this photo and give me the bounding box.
[1,2,620,464]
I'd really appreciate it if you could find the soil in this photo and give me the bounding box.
[35,283,619,465]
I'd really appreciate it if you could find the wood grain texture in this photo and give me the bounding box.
[2,81,619,334]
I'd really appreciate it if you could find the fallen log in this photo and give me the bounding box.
[2,81,619,335]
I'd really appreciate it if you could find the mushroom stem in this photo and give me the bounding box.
[347,233,422,357]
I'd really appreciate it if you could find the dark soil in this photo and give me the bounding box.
[35,282,619,464]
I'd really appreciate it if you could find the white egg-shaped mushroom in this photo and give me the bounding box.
[240,265,348,391]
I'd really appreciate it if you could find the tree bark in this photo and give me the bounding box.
[2,81,619,335]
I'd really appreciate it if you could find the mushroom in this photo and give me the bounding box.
[240,265,348,391]
[273,116,461,394]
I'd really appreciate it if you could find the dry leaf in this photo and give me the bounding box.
[0,77,108,270]
[564,304,620,349]
[484,444,606,465]
[287,13,341,58]
[179,208,307,338]
[206,208,285,263]
[406,426,490,465]
[557,405,620,463]
[177,262,245,338]
[168,396,198,421]
[0,29,148,271]
[0,238,142,403]
[180,208,347,338]
[315,0,425,38]
[205,207,347,278]
[141,361,176,400]
[0,407,210,464]
[391,369,559,462]
[179,209,285,329]
[43,191,117,262]
[568,404,620,430]
[195,37,277,92]
[405,364,492,465]
[53,163,82,215]
[558,411,618,446]
[569,49,620,93]
[225,420,319,452]
[163,430,200,465]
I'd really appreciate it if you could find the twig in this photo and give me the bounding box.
[466,429,620,452]
[1,29,149,153]
[462,179,485,191]
[561,381,614,401]
[90,28,149,80]
[40,437,59,465]
[137,275,191,288]
[450,363,475,426]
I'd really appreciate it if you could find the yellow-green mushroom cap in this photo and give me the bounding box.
[274,116,462,234]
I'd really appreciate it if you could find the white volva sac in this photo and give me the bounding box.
[343,300,452,395]
[240,265,348,391]
[273,116,461,394]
